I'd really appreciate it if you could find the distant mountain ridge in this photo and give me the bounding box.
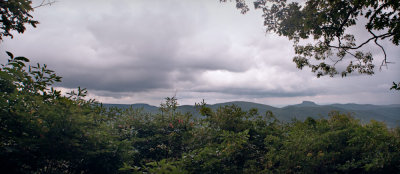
[103,101,400,127]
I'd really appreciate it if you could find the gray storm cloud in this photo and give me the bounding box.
[1,0,399,106]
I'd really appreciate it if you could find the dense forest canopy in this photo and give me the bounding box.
[1,56,400,173]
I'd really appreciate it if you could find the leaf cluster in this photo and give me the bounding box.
[1,53,122,173]
[0,0,38,40]
[225,0,399,79]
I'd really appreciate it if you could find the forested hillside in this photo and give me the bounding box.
[105,101,400,127]
[1,56,400,173]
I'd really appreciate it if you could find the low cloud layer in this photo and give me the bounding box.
[1,0,399,106]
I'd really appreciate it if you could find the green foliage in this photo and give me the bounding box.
[207,104,250,132]
[182,129,250,173]
[1,53,399,173]
[145,159,187,174]
[0,53,123,173]
[223,0,399,79]
[195,99,212,117]
[3,1,398,173]
[0,0,39,40]
[391,82,400,90]
[160,96,179,120]
[263,111,400,173]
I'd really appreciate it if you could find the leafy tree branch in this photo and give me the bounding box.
[222,0,399,79]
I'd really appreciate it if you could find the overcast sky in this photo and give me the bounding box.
[1,0,399,107]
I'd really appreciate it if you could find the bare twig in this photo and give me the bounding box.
[327,33,393,50]
[344,50,360,64]
[367,29,388,70]
[33,0,56,9]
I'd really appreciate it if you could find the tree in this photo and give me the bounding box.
[221,0,399,78]
[0,0,55,40]
[0,52,124,173]
[391,82,400,90]
[1,0,37,40]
